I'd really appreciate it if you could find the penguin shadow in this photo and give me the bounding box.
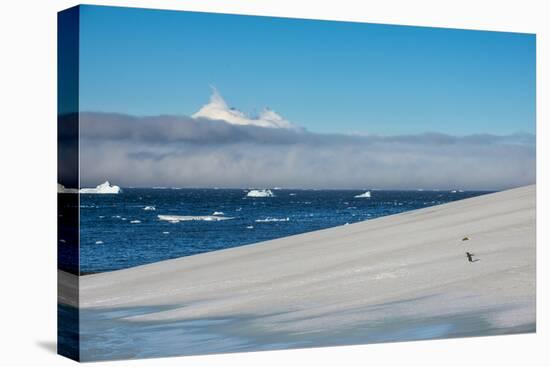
[466,251,480,263]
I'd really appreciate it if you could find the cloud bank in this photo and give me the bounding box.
[78,111,535,190]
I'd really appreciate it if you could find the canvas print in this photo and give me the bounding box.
[57,5,536,362]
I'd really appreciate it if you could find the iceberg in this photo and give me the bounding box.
[80,181,122,194]
[157,215,233,223]
[354,191,371,198]
[57,183,78,194]
[246,189,275,198]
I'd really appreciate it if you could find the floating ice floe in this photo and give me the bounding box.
[57,183,78,194]
[246,189,275,198]
[80,181,122,194]
[255,217,290,223]
[143,206,156,211]
[354,191,371,198]
[130,220,141,224]
[157,215,233,223]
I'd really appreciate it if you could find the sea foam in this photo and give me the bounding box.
[158,215,233,223]
[255,217,290,223]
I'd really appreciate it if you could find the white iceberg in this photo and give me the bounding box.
[354,191,371,198]
[157,215,233,223]
[80,181,122,194]
[57,183,78,194]
[246,189,275,198]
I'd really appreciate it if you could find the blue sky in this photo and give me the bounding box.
[79,5,535,136]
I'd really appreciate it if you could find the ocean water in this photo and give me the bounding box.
[77,189,491,273]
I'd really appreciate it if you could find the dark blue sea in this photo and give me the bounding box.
[78,189,491,273]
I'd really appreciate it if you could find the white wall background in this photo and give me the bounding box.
[0,0,547,366]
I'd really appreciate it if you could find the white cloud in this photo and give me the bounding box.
[191,87,295,129]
